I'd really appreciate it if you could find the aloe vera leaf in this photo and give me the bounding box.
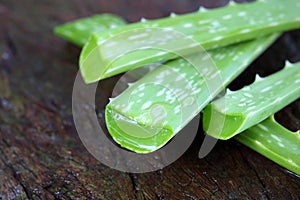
[235,116,300,175]
[80,0,300,83]
[203,61,300,140]
[105,34,279,153]
[54,14,126,46]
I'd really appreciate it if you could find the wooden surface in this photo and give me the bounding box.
[0,0,300,199]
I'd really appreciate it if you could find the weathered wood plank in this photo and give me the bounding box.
[0,0,299,199]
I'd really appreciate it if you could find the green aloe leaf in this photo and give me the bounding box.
[54,14,126,46]
[80,0,300,83]
[203,61,300,139]
[105,34,279,153]
[235,116,300,175]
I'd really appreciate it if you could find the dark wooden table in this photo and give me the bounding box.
[0,0,299,199]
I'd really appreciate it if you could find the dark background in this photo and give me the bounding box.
[0,0,299,199]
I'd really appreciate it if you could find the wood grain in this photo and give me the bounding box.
[0,0,299,199]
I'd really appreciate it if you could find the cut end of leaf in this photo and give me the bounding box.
[54,14,126,47]
[204,61,300,140]
[105,104,175,153]
[203,104,245,140]
[79,35,109,83]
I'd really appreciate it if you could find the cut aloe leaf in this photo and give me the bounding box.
[203,61,300,140]
[105,34,279,153]
[80,0,300,83]
[54,14,126,46]
[235,116,300,175]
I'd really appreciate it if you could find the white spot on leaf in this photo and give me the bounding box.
[261,86,272,93]
[269,22,279,26]
[255,140,262,145]
[246,106,256,111]
[243,93,253,98]
[128,33,149,40]
[156,89,166,97]
[278,143,284,147]
[213,36,222,41]
[240,29,250,33]
[238,103,246,107]
[223,14,232,20]
[75,24,86,30]
[141,101,152,110]
[183,23,193,28]
[271,134,282,142]
[232,55,239,61]
[238,12,246,17]
[209,29,216,33]
[212,21,220,27]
